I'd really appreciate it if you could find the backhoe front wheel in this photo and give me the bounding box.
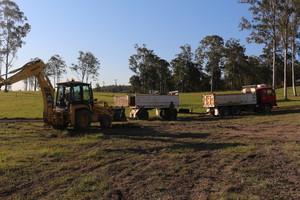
[75,109,92,131]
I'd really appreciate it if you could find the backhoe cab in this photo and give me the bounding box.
[52,81,114,130]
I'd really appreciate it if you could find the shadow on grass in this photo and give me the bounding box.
[97,123,245,153]
[103,141,244,154]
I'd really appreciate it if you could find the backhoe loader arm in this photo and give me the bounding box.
[0,60,55,124]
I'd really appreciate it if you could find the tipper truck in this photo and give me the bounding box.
[203,84,277,116]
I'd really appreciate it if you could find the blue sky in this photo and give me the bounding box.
[10,0,261,90]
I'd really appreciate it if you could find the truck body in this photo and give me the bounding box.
[114,91,179,120]
[203,85,277,116]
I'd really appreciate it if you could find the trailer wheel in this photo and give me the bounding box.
[219,107,230,116]
[75,109,92,131]
[262,104,272,113]
[100,114,112,128]
[231,106,241,115]
[137,109,149,120]
[169,108,177,120]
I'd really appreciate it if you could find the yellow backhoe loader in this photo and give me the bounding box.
[0,59,120,130]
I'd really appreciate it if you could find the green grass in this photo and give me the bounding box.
[0,105,299,199]
[1,86,300,119]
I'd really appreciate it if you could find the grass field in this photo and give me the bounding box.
[0,87,300,199]
[1,86,300,118]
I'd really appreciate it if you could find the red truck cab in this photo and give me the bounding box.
[255,86,277,112]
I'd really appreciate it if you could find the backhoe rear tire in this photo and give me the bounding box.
[75,109,91,131]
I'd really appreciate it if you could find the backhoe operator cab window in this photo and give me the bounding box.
[56,86,69,108]
[55,83,93,109]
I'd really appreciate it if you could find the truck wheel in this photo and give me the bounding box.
[75,109,91,131]
[262,104,272,113]
[231,106,241,115]
[219,107,230,116]
[137,109,149,120]
[100,114,112,128]
[169,109,177,120]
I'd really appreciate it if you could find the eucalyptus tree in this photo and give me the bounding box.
[239,0,280,89]
[290,0,300,96]
[0,0,31,91]
[223,39,248,90]
[195,35,224,92]
[46,55,67,86]
[129,44,171,93]
[171,44,200,92]
[71,51,100,83]
[277,0,294,100]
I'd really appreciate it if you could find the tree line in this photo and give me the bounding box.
[129,0,300,98]
[23,52,100,91]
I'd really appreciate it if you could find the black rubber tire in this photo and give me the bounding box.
[137,109,149,120]
[74,109,91,131]
[100,114,112,128]
[231,106,241,115]
[168,109,178,120]
[262,104,272,113]
[219,107,230,116]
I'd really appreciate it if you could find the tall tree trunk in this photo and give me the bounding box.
[34,78,37,91]
[272,40,276,89]
[291,38,297,96]
[283,33,288,100]
[271,0,277,89]
[4,51,9,92]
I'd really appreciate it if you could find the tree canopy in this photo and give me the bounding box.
[0,0,30,91]
[71,51,100,83]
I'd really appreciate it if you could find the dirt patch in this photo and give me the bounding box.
[0,106,300,199]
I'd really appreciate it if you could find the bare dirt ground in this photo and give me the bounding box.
[0,106,300,200]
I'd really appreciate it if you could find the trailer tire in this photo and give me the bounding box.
[137,109,149,120]
[231,106,241,115]
[219,107,230,116]
[168,108,177,120]
[262,104,272,113]
[100,114,112,128]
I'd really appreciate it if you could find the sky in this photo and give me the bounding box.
[8,0,262,90]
